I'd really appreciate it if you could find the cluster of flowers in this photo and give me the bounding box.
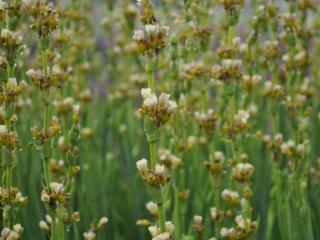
[136,158,170,189]
[148,221,174,240]
[0,224,23,240]
[139,88,177,128]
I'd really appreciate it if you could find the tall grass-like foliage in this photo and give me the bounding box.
[0,0,319,239]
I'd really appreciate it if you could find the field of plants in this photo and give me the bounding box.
[0,0,319,239]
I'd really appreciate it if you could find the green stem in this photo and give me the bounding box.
[201,87,208,111]
[41,46,51,188]
[213,178,221,235]
[145,52,168,234]
[149,142,157,169]
[228,84,237,124]
[158,197,166,233]
[146,52,157,93]
[50,215,56,240]
[3,60,15,228]
[3,158,13,227]
[50,208,66,240]
[41,99,51,189]
[147,71,155,93]
[44,101,49,135]
[40,41,64,240]
[41,49,48,77]
[146,54,158,170]
[173,185,181,238]
[227,24,235,45]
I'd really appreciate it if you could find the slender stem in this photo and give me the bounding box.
[3,62,15,228]
[213,178,221,235]
[41,47,51,188]
[149,142,157,169]
[44,101,49,131]
[227,23,238,123]
[50,215,56,240]
[42,49,48,77]
[146,54,158,169]
[232,84,237,119]
[56,207,66,240]
[201,87,208,111]
[227,24,235,46]
[41,146,50,189]
[145,53,168,232]
[173,185,181,238]
[40,44,64,239]
[158,199,166,233]
[147,71,155,93]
